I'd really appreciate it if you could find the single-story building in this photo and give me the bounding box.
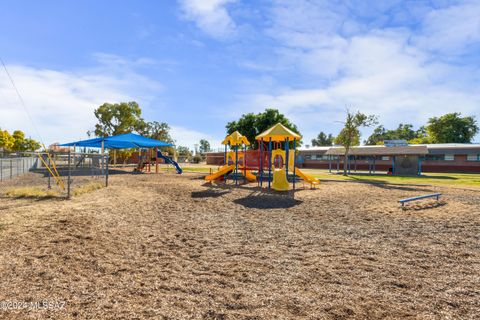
[206,143,480,174]
[298,143,480,173]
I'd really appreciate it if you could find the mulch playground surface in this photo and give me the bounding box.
[0,171,479,319]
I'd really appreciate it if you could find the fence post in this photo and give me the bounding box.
[105,155,109,187]
[0,158,2,181]
[67,150,72,199]
[10,159,13,179]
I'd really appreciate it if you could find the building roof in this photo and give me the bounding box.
[298,146,332,151]
[255,123,301,141]
[325,145,428,156]
[221,131,250,146]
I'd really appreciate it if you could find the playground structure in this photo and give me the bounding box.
[135,149,182,174]
[205,131,256,184]
[61,133,182,175]
[205,123,319,191]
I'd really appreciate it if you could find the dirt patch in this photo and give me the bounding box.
[0,172,479,319]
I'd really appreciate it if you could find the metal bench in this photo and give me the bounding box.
[399,193,441,207]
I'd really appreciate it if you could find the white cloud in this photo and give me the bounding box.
[415,1,480,54]
[0,55,163,146]
[178,0,237,38]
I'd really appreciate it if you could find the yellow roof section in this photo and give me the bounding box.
[221,131,250,146]
[255,123,301,141]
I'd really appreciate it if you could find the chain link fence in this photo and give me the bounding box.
[0,151,108,199]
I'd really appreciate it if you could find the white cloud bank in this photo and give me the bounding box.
[231,0,480,143]
[178,0,237,38]
[0,55,216,149]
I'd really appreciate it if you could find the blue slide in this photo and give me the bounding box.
[157,151,183,174]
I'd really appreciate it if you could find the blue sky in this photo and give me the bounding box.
[1,0,479,149]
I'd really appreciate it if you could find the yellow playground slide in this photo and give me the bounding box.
[205,165,235,181]
[239,167,257,182]
[294,168,320,186]
[272,168,289,191]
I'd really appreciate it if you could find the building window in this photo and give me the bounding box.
[444,154,455,161]
[381,156,390,161]
[425,154,444,161]
[467,154,480,161]
[304,155,311,160]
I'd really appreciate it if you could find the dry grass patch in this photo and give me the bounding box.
[4,187,59,199]
[72,182,104,196]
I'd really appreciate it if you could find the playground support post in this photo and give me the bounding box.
[235,145,238,186]
[293,138,296,190]
[224,144,227,183]
[259,139,263,187]
[392,156,396,175]
[285,137,289,182]
[155,147,159,173]
[268,138,272,190]
[243,144,246,184]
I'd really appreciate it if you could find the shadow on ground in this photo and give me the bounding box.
[348,177,434,192]
[401,200,447,211]
[234,192,302,209]
[191,190,230,198]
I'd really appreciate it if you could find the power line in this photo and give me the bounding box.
[0,57,45,147]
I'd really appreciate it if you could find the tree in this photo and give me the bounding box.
[365,123,421,145]
[334,110,377,175]
[199,139,211,154]
[312,132,335,146]
[426,113,478,143]
[140,121,174,143]
[140,121,175,154]
[23,138,41,151]
[94,101,146,137]
[0,129,15,151]
[12,130,26,151]
[176,146,192,159]
[226,108,300,147]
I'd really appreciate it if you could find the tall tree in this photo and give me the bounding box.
[140,121,174,144]
[12,130,26,151]
[199,139,211,154]
[334,110,377,175]
[226,108,300,147]
[140,121,176,154]
[426,113,478,143]
[94,101,146,137]
[312,132,335,146]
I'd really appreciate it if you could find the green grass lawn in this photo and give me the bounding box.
[306,169,480,188]
[170,164,480,188]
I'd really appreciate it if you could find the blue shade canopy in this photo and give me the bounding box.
[60,133,173,149]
